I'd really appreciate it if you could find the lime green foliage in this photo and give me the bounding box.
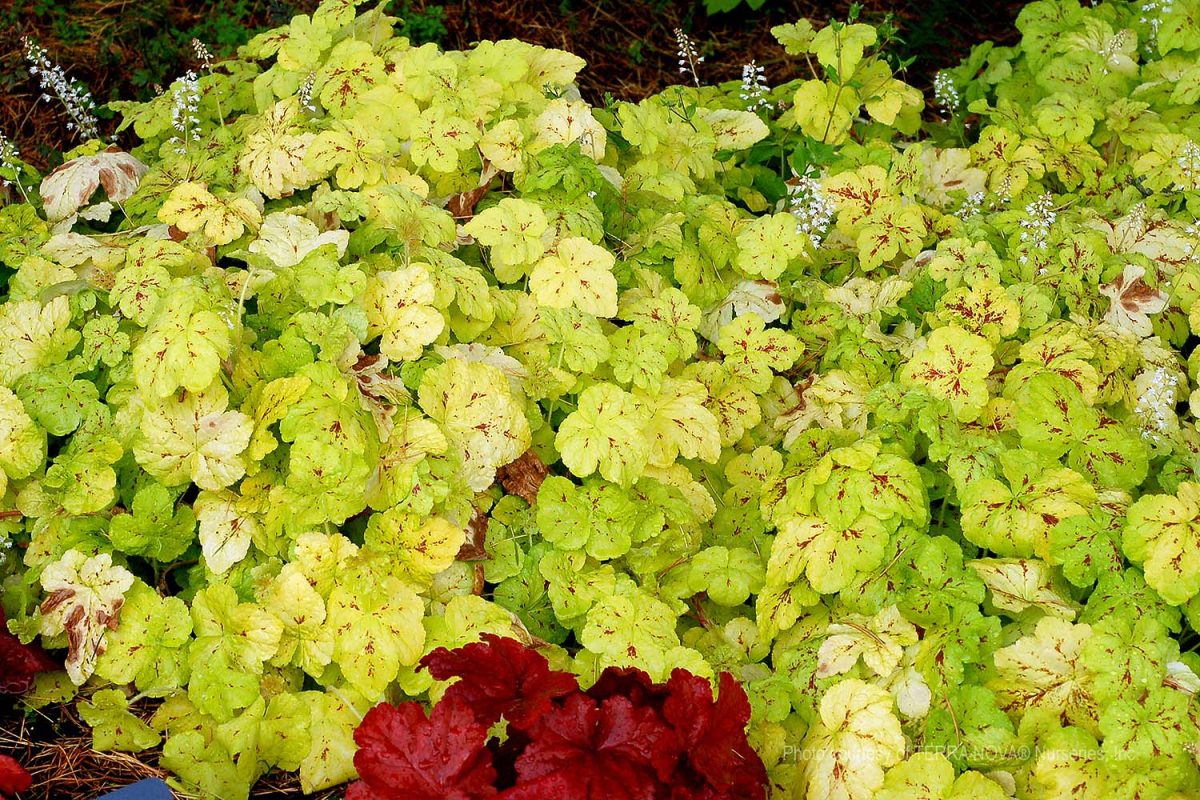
[5,1,1200,799]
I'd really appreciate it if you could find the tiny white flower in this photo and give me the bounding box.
[674,28,702,86]
[169,70,202,155]
[1134,364,1180,442]
[1141,0,1173,47]
[739,60,772,112]
[1019,193,1056,254]
[933,72,960,115]
[1177,141,1200,186]
[298,72,318,113]
[23,37,100,141]
[192,38,213,71]
[787,170,835,250]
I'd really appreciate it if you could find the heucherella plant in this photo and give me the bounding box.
[5,0,1200,798]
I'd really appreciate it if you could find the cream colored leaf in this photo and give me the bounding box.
[988,616,1098,733]
[363,264,445,361]
[194,489,260,576]
[39,147,148,223]
[968,558,1078,619]
[800,679,905,800]
[698,279,786,343]
[703,109,771,150]
[533,99,606,160]
[248,212,350,268]
[1100,264,1167,338]
[134,386,254,491]
[817,605,919,679]
[39,550,135,684]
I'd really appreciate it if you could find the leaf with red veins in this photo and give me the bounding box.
[347,699,497,800]
[0,754,32,798]
[501,694,677,800]
[420,634,579,730]
[662,670,768,800]
[0,608,58,695]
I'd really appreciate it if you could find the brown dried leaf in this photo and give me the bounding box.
[1101,264,1167,337]
[497,450,549,505]
[457,508,490,562]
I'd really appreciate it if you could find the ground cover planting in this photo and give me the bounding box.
[4,0,1200,798]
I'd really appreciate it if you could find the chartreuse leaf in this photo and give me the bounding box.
[0,297,79,390]
[857,202,927,270]
[687,546,765,606]
[187,584,281,721]
[735,213,808,280]
[108,483,196,561]
[536,475,637,560]
[363,264,444,361]
[464,198,548,282]
[95,581,192,696]
[1125,482,1200,605]
[158,182,261,245]
[1014,372,1149,490]
[555,383,651,487]
[878,753,1007,800]
[43,432,124,515]
[418,357,531,492]
[717,314,802,395]
[132,281,233,399]
[987,616,1096,733]
[900,326,993,422]
[811,22,877,76]
[328,571,425,700]
[260,567,332,677]
[961,450,1095,560]
[530,237,619,317]
[792,80,860,144]
[79,689,161,752]
[0,386,46,495]
[801,680,904,800]
[767,512,891,595]
[580,586,696,681]
[637,377,721,467]
[363,509,463,585]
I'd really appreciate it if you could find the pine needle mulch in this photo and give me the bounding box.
[0,698,342,799]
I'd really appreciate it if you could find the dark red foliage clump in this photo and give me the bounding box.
[346,636,767,800]
[0,607,58,696]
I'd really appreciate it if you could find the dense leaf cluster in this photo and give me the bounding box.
[4,0,1200,797]
[347,634,765,799]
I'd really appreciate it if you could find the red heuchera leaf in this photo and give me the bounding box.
[662,670,767,800]
[0,608,58,695]
[0,754,32,798]
[420,634,579,730]
[346,698,498,800]
[499,693,678,800]
[587,666,669,711]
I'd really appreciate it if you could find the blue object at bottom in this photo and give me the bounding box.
[96,778,174,799]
